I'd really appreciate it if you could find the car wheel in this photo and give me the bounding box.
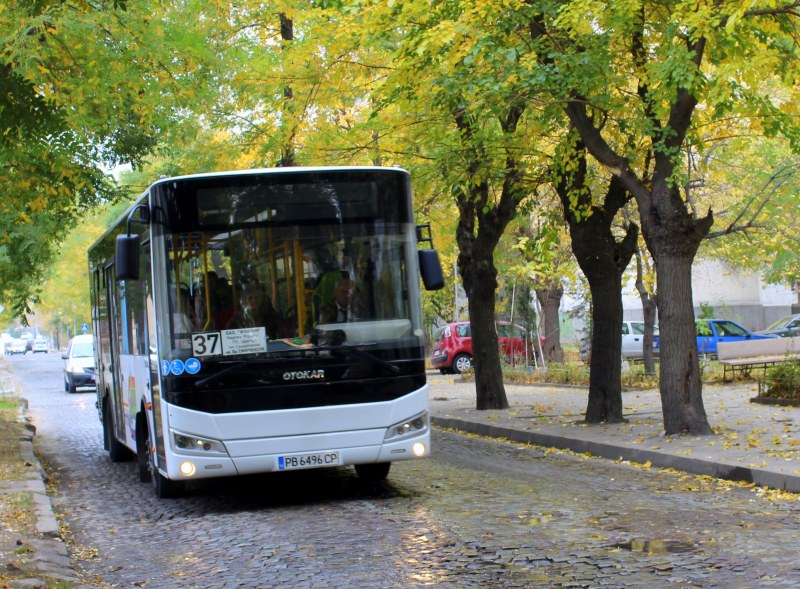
[67,377,76,394]
[453,353,472,374]
[355,462,391,482]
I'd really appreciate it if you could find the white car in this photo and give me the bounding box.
[62,334,96,393]
[32,338,48,353]
[621,321,659,359]
[7,338,27,355]
[580,321,659,362]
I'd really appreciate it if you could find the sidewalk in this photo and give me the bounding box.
[0,375,87,588]
[429,377,800,493]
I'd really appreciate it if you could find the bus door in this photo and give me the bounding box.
[105,264,127,445]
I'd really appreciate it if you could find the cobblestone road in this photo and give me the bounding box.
[12,353,800,588]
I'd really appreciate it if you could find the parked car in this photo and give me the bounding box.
[62,334,96,393]
[31,337,49,353]
[7,338,27,355]
[621,321,659,359]
[654,319,775,358]
[757,314,800,338]
[431,320,534,374]
[580,321,659,362]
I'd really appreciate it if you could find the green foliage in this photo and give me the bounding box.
[3,0,800,360]
[0,72,121,317]
[697,303,715,321]
[759,361,800,401]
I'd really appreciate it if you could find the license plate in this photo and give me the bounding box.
[277,451,341,471]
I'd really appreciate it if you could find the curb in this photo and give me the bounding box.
[18,427,60,537]
[432,416,800,493]
[16,413,86,587]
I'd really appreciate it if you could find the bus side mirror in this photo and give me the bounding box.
[116,234,140,281]
[418,249,444,291]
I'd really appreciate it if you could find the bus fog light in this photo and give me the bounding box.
[412,442,426,457]
[180,461,196,477]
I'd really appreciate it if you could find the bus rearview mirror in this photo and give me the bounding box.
[116,234,140,281]
[418,249,445,291]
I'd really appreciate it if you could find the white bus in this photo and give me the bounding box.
[89,167,443,497]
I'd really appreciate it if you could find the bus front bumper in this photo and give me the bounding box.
[164,429,430,480]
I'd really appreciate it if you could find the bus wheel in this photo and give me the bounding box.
[104,401,132,462]
[136,413,151,483]
[355,462,391,482]
[146,429,184,499]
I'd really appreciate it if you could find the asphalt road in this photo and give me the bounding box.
[9,352,800,588]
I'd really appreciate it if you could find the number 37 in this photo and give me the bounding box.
[192,332,221,356]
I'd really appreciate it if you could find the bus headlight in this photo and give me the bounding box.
[384,412,428,442]
[171,430,227,456]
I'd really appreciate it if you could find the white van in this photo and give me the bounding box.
[62,334,96,393]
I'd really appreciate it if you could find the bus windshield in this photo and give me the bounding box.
[154,170,423,364]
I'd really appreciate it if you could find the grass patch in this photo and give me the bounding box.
[0,491,36,536]
[0,359,87,588]
[502,362,660,389]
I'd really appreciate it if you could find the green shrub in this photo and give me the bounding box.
[758,361,800,400]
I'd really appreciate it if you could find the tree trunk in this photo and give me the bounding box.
[450,102,526,411]
[461,255,508,410]
[536,286,563,363]
[636,178,714,435]
[654,253,713,435]
[640,292,658,375]
[276,13,296,168]
[635,248,658,375]
[556,157,638,423]
[584,276,625,422]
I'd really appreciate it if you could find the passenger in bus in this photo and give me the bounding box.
[227,283,279,338]
[316,273,355,324]
[172,286,194,346]
[212,277,235,329]
[193,271,236,331]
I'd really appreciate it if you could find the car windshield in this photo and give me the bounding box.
[764,316,796,331]
[71,342,94,358]
[630,323,660,335]
[714,321,748,337]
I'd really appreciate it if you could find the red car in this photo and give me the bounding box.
[431,320,532,374]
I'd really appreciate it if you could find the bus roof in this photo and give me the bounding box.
[146,166,408,190]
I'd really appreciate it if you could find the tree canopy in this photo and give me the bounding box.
[3,0,800,431]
